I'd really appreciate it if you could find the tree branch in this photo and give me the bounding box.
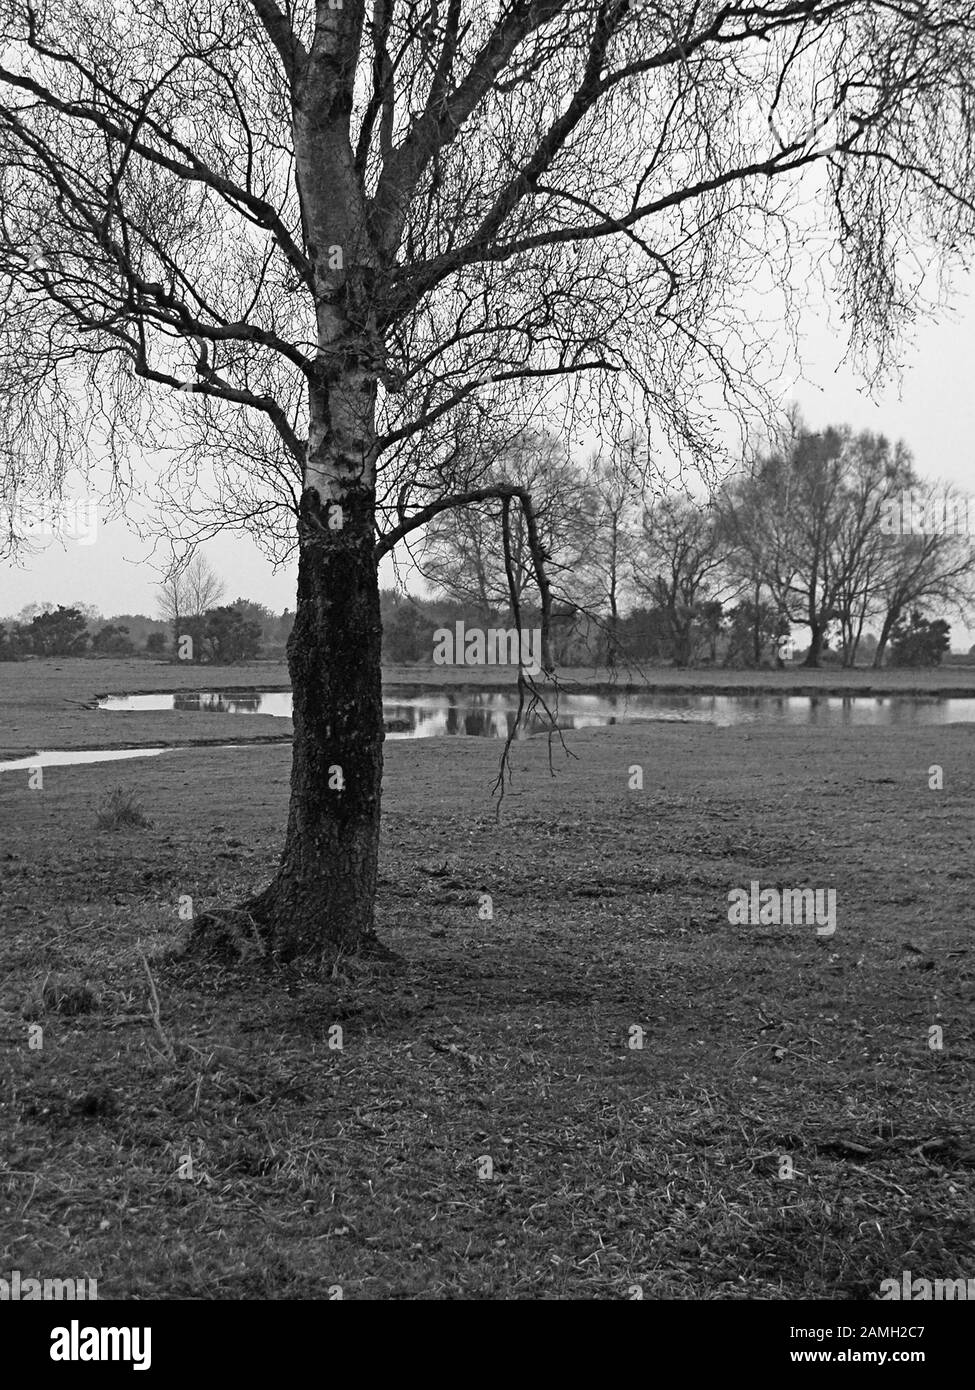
[249,0,309,85]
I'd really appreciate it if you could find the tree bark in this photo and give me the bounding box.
[240,359,385,961]
[606,520,619,669]
[245,488,383,960]
[849,603,867,667]
[873,610,898,668]
[752,581,762,667]
[607,590,619,670]
[803,620,824,667]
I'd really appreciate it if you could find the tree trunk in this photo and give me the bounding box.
[839,617,852,666]
[606,523,619,669]
[803,621,824,667]
[873,610,898,668]
[244,366,384,961]
[670,608,690,666]
[607,590,619,670]
[849,602,867,667]
[752,581,762,667]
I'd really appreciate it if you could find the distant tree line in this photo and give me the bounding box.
[0,601,269,662]
[5,416,973,672]
[417,418,975,669]
[0,585,296,664]
[2,587,965,672]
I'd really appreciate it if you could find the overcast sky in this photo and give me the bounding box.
[3,275,975,640]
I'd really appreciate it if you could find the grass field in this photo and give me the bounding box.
[1,659,973,1298]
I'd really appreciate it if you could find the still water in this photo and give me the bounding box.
[97,686,975,733]
[3,686,970,773]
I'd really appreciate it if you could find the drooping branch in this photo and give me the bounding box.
[517,481,555,674]
[500,489,522,644]
[376,477,554,673]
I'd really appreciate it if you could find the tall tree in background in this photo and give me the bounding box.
[722,425,975,666]
[774,426,850,667]
[829,433,912,665]
[3,1,975,961]
[871,482,975,665]
[17,603,88,655]
[726,425,895,667]
[714,404,812,663]
[157,551,225,659]
[716,452,799,667]
[202,604,264,662]
[888,609,951,667]
[631,494,730,666]
[421,428,587,622]
[574,432,646,667]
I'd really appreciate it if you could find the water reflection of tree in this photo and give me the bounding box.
[172,692,261,715]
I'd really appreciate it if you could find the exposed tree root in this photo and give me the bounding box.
[176,900,404,972]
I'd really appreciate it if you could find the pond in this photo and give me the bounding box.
[3,685,972,773]
[0,747,168,771]
[97,686,975,733]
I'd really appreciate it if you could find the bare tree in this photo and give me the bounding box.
[15,600,56,622]
[830,433,912,664]
[871,482,975,665]
[713,479,779,668]
[717,428,975,666]
[723,423,915,665]
[183,552,225,621]
[157,573,188,661]
[724,424,875,666]
[631,493,730,666]
[777,426,852,667]
[573,431,646,667]
[421,427,588,621]
[715,415,805,666]
[722,423,975,667]
[3,1,975,960]
[157,551,225,659]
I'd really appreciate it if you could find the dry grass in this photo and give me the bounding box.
[0,667,973,1298]
[95,785,153,831]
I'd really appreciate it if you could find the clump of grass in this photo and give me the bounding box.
[25,971,98,1018]
[95,785,153,831]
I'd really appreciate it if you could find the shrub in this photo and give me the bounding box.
[95,785,153,830]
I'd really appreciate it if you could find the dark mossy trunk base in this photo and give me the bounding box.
[186,485,387,968]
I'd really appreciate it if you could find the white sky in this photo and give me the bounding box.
[3,278,975,641]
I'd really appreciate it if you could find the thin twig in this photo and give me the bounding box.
[138,945,176,1061]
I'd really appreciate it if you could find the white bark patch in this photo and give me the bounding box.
[304,450,343,502]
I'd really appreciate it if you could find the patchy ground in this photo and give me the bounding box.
[0,660,973,1298]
